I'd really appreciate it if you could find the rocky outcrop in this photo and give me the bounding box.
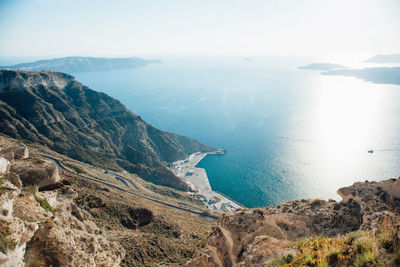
[187,178,400,267]
[10,158,60,189]
[0,70,214,190]
[0,157,10,174]
[0,146,29,162]
[0,143,125,267]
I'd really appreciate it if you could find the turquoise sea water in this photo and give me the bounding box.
[73,57,400,208]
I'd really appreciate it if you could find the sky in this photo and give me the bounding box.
[0,0,399,59]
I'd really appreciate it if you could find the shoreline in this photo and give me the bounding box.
[170,150,244,212]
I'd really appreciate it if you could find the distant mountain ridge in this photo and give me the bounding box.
[298,63,347,70]
[0,56,162,73]
[323,67,400,85]
[366,53,400,63]
[0,70,214,190]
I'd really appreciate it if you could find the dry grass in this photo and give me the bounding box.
[277,217,400,266]
[0,219,18,253]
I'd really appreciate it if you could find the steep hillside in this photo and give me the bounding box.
[0,56,161,73]
[0,139,125,266]
[0,70,214,190]
[0,136,215,267]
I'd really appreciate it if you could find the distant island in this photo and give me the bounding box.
[323,67,400,85]
[242,57,253,62]
[298,63,347,70]
[366,53,400,63]
[0,56,162,73]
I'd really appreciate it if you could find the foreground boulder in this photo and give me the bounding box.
[0,157,10,174]
[10,157,60,189]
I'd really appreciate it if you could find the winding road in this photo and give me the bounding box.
[43,155,218,220]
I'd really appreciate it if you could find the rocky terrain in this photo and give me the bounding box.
[186,178,400,266]
[0,70,399,266]
[0,56,161,73]
[1,132,399,267]
[0,138,124,266]
[0,70,214,190]
[0,135,216,266]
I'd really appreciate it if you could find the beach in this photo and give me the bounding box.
[170,150,243,212]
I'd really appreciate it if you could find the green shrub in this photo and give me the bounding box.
[34,195,54,215]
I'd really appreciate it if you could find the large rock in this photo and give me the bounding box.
[23,193,125,267]
[13,146,29,160]
[0,180,125,267]
[0,157,11,174]
[0,146,29,162]
[3,172,22,189]
[10,157,60,188]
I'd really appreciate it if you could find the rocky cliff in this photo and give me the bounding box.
[0,141,124,266]
[186,179,400,266]
[0,70,214,190]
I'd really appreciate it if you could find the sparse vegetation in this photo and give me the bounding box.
[277,218,400,266]
[0,175,10,195]
[34,195,54,215]
[22,185,38,195]
[0,219,18,253]
[0,187,8,195]
[63,163,85,174]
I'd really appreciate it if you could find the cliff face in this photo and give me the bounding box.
[0,70,214,190]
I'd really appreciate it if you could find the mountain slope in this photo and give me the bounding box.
[0,70,214,190]
[0,56,161,73]
[0,135,214,267]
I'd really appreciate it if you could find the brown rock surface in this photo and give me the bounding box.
[187,178,400,266]
[10,157,60,188]
[0,143,125,266]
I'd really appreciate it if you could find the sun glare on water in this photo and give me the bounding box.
[306,75,386,189]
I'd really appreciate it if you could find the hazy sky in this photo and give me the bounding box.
[0,0,399,58]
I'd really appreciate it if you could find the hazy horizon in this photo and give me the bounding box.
[1,0,400,60]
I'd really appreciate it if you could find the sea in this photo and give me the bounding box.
[54,56,400,207]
